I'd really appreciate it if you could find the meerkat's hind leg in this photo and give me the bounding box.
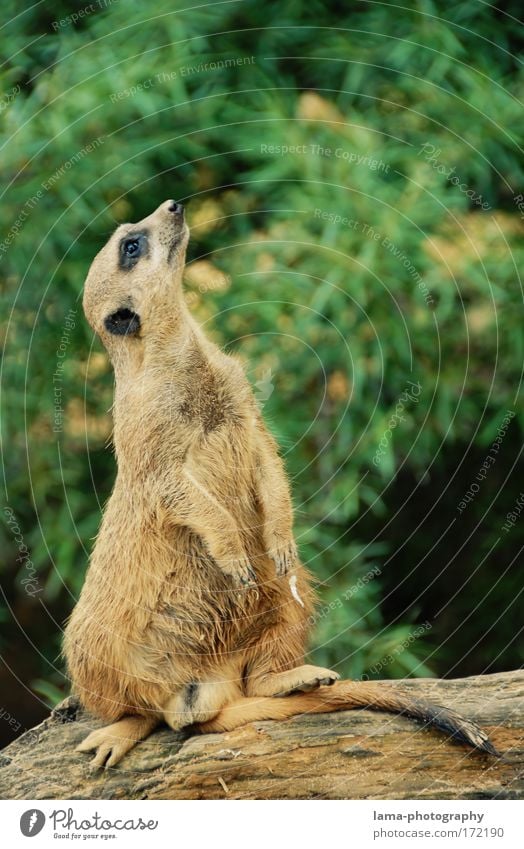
[76,714,160,769]
[248,664,340,697]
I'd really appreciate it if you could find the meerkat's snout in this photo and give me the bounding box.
[144,198,187,249]
[147,198,189,266]
[153,198,185,230]
[163,199,188,263]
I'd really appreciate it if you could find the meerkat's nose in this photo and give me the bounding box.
[166,199,184,215]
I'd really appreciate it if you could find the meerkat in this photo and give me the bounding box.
[63,200,497,768]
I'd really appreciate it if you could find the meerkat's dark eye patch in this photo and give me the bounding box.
[104,308,141,336]
[118,231,149,270]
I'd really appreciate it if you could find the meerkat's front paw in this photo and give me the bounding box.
[217,555,257,587]
[266,537,298,577]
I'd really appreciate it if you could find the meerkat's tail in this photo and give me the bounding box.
[197,680,499,755]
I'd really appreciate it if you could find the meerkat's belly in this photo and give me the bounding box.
[65,503,281,717]
[148,524,283,660]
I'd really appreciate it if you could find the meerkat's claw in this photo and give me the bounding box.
[77,735,116,769]
[237,572,256,587]
[269,540,298,576]
[219,556,257,586]
[242,565,257,584]
[297,672,340,691]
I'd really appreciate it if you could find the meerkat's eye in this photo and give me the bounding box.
[124,239,140,257]
[118,231,148,270]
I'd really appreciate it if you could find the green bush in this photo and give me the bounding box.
[1,0,523,711]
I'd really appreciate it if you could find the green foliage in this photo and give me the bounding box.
[1,0,523,705]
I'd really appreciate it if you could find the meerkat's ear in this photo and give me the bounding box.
[104,308,141,336]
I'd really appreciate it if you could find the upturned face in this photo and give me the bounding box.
[83,200,189,355]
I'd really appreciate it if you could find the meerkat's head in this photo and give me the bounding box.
[83,200,189,357]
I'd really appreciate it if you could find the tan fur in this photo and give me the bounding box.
[64,201,497,767]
